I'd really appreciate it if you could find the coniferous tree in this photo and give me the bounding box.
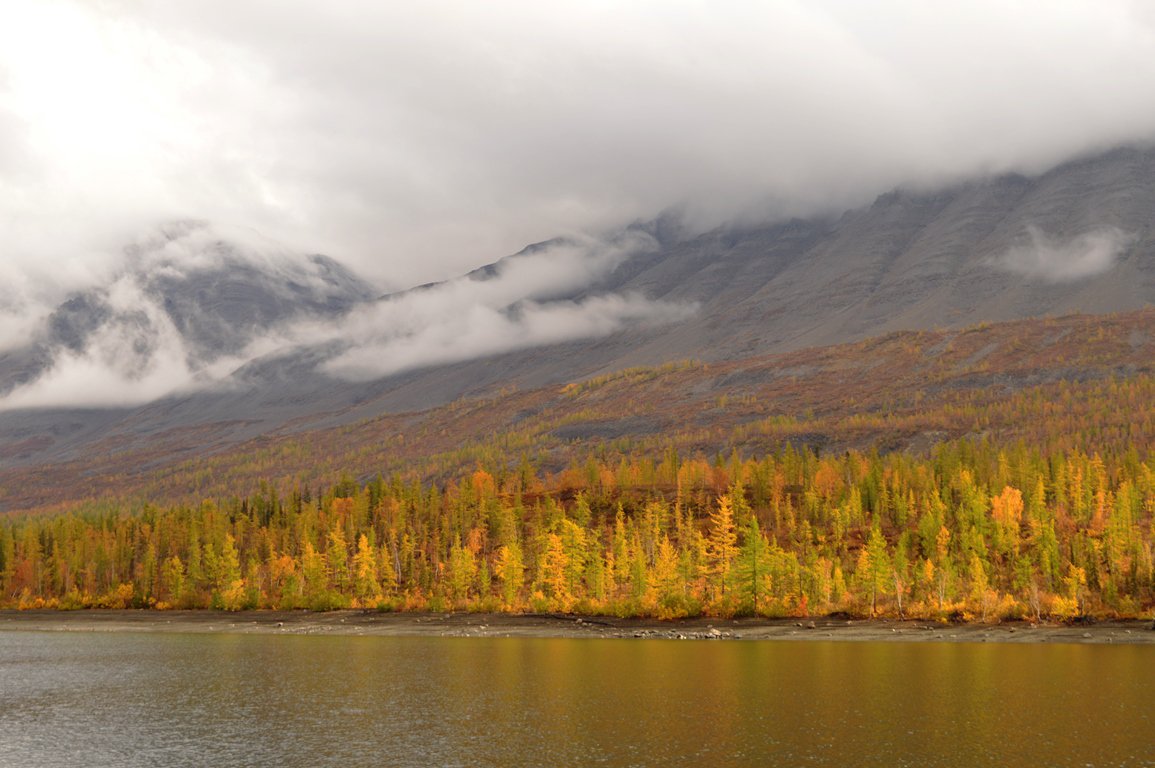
[734,518,772,615]
[707,494,738,601]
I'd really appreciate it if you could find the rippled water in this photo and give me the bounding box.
[1,631,1152,767]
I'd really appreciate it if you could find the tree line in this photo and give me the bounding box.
[2,438,1152,621]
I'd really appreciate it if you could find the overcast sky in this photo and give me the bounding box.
[3,0,1155,293]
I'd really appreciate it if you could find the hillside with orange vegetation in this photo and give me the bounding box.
[2,309,1155,620]
[2,308,1153,514]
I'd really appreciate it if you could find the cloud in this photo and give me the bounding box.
[0,275,198,409]
[311,231,697,380]
[323,293,694,382]
[0,229,694,409]
[0,222,364,410]
[995,226,1136,282]
[2,1,1155,409]
[3,1,1155,294]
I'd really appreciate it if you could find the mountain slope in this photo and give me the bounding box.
[316,144,1155,417]
[2,307,1154,512]
[2,145,1154,479]
[577,145,1154,362]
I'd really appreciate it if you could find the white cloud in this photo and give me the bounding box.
[0,306,49,354]
[2,1,1155,409]
[0,276,196,409]
[324,293,695,382]
[312,232,697,380]
[996,226,1136,282]
[0,230,695,408]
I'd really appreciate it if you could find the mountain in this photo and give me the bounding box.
[567,145,1155,360]
[0,222,380,467]
[1,145,1154,501]
[311,144,1155,413]
[0,221,376,398]
[3,306,1153,511]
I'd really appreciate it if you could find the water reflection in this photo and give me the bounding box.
[0,632,1152,767]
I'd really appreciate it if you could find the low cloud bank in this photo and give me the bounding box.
[315,231,696,380]
[324,292,694,382]
[996,226,1136,282]
[0,229,693,410]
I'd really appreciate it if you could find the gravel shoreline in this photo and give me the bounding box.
[2,610,1154,644]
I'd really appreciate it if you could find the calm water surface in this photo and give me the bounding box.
[0,631,1152,767]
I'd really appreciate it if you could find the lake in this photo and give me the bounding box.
[1,631,1152,767]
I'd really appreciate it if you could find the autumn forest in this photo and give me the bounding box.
[3,311,1155,622]
[3,437,1152,621]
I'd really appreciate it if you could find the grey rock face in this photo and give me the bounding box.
[144,251,374,365]
[586,145,1155,363]
[317,145,1155,416]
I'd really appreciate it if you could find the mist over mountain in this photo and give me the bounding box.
[0,222,378,409]
[356,143,1155,383]
[593,145,1155,361]
[2,144,1155,474]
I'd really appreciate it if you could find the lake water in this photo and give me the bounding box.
[1,631,1152,767]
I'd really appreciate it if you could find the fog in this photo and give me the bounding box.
[0,228,693,409]
[3,2,1155,408]
[318,233,696,380]
[997,226,1137,282]
[4,2,1155,290]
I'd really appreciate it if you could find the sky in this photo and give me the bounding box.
[2,1,1155,407]
[4,1,1155,290]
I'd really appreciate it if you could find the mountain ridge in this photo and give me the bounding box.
[2,144,1155,485]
